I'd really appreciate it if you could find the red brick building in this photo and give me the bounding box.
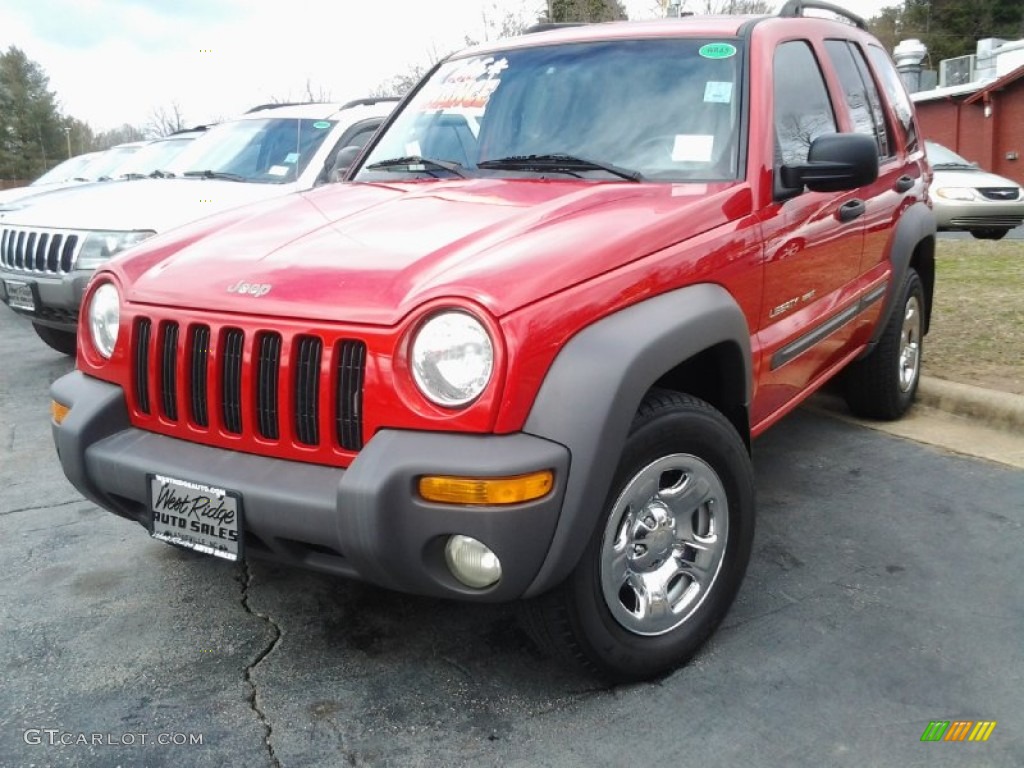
[912,65,1024,186]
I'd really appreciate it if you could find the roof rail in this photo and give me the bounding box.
[338,96,401,109]
[778,0,867,30]
[245,101,321,114]
[524,22,586,34]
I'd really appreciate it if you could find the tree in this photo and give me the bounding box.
[543,0,628,23]
[681,0,773,13]
[146,101,187,138]
[0,46,67,179]
[868,0,1024,67]
[92,123,147,150]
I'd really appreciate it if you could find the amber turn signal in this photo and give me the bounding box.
[51,400,70,425]
[418,470,554,505]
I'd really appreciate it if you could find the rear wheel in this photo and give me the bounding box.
[970,228,1009,241]
[843,269,924,419]
[32,323,77,356]
[520,391,755,682]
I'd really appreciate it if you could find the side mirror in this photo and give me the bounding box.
[328,145,363,182]
[779,133,879,194]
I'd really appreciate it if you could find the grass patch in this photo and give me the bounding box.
[924,239,1024,394]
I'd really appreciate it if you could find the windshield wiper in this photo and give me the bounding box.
[149,169,176,178]
[478,154,642,182]
[120,173,147,180]
[931,162,975,170]
[365,156,469,178]
[183,170,248,182]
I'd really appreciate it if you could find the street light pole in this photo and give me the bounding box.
[65,126,72,158]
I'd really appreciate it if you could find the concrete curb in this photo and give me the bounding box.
[917,376,1024,434]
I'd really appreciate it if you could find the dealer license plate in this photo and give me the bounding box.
[4,279,36,312]
[149,474,242,561]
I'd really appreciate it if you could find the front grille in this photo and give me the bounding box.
[978,187,1020,201]
[0,226,83,275]
[130,318,367,458]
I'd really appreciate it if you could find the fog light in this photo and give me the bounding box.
[51,400,70,425]
[445,535,502,589]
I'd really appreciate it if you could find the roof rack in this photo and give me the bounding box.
[524,22,586,34]
[338,96,401,109]
[245,101,320,114]
[778,0,867,30]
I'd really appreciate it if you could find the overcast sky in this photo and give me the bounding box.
[1,0,897,138]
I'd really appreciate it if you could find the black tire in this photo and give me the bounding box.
[970,228,1009,241]
[520,391,755,683]
[32,323,77,356]
[842,269,924,420]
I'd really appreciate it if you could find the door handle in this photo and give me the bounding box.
[837,199,866,223]
[894,175,914,193]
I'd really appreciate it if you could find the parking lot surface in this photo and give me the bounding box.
[1,310,1021,768]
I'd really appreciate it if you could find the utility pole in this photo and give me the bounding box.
[65,125,72,158]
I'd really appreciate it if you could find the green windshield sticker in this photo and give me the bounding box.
[699,43,737,60]
[312,121,331,129]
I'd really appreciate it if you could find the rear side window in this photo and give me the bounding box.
[773,41,837,165]
[824,40,890,158]
[867,45,918,151]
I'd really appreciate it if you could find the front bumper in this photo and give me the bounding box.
[931,199,1024,230]
[0,267,90,331]
[51,372,571,602]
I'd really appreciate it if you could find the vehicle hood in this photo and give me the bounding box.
[0,177,297,231]
[113,178,751,326]
[0,180,87,210]
[931,168,1021,191]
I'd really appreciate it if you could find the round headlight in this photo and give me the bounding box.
[411,312,494,407]
[88,282,121,359]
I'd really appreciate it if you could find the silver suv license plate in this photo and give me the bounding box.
[4,279,36,312]
[149,474,242,561]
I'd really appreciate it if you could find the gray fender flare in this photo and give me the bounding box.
[521,282,751,597]
[868,201,936,347]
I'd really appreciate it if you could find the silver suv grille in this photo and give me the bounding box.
[0,226,84,275]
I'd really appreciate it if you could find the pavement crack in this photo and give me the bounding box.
[239,561,282,768]
[1,498,82,516]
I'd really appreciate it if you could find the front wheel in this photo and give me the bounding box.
[32,323,77,356]
[520,391,755,682]
[842,269,925,420]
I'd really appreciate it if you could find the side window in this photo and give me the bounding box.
[824,40,891,158]
[867,45,918,151]
[773,41,837,166]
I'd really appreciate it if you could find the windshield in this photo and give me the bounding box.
[167,117,337,183]
[114,136,198,177]
[84,145,145,180]
[357,39,743,182]
[926,141,975,168]
[32,153,97,185]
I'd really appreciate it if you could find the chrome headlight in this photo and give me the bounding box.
[934,187,979,201]
[76,230,155,270]
[88,282,120,359]
[411,312,494,407]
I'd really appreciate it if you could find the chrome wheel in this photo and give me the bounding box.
[898,295,922,393]
[600,453,729,636]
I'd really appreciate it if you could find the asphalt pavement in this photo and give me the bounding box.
[1,309,1022,768]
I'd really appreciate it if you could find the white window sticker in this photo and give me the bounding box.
[704,81,733,104]
[284,152,300,164]
[267,165,289,176]
[404,141,422,157]
[672,135,714,163]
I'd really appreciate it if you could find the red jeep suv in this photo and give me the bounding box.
[51,1,935,681]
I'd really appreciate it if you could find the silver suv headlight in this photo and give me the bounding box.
[77,230,155,270]
[411,311,494,407]
[88,282,120,359]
